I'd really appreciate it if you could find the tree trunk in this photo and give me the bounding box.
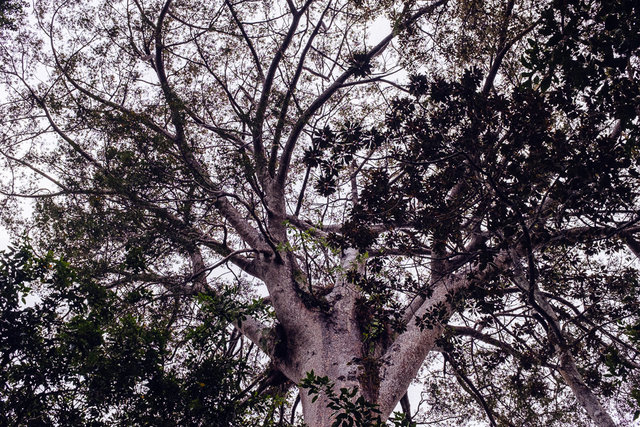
[284,311,369,426]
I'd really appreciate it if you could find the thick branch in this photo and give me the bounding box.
[378,269,469,418]
[510,260,616,427]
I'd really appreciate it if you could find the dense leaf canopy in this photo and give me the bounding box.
[0,245,281,426]
[1,0,639,425]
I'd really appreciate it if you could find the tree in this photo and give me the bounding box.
[0,0,22,30]
[0,0,639,425]
[0,244,282,426]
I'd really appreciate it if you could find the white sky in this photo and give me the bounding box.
[0,227,8,250]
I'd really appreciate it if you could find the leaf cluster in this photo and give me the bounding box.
[0,244,277,426]
[300,371,415,427]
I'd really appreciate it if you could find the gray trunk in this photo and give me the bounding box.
[263,247,394,425]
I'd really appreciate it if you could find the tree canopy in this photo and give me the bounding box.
[0,244,281,426]
[0,0,639,425]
